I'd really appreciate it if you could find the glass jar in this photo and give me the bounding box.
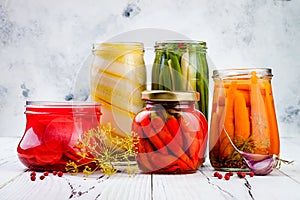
[151,40,209,119]
[209,68,280,171]
[17,101,101,171]
[91,42,146,138]
[132,90,208,173]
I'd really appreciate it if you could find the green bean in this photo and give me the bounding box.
[152,51,163,90]
[169,52,184,91]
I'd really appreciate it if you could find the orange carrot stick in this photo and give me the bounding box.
[209,112,219,159]
[239,89,251,107]
[219,81,237,160]
[234,92,251,144]
[250,71,270,154]
[264,82,280,155]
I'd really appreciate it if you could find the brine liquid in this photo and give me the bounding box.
[18,106,101,171]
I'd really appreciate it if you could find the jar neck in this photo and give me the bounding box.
[25,101,101,115]
[92,42,144,55]
[154,40,207,54]
[145,100,196,110]
[213,68,273,81]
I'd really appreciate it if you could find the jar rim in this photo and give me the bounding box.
[154,40,207,50]
[92,42,144,51]
[26,101,101,108]
[142,90,200,102]
[212,68,273,79]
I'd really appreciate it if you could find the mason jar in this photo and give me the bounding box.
[209,68,280,171]
[91,42,146,138]
[17,101,101,171]
[151,40,209,119]
[132,90,208,173]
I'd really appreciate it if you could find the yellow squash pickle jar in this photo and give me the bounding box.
[90,42,146,138]
[132,90,208,173]
[209,68,280,171]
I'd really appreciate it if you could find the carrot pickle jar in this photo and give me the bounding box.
[17,101,101,171]
[209,68,280,171]
[132,90,208,173]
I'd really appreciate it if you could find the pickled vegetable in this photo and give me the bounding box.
[132,101,208,173]
[17,102,101,171]
[151,41,209,119]
[209,69,280,170]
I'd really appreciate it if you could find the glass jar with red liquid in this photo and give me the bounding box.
[17,101,101,171]
[132,90,208,173]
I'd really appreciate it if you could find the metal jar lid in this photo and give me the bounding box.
[141,90,200,102]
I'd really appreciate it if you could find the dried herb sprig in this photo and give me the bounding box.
[65,123,139,177]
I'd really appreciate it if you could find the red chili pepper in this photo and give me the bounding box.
[147,151,179,171]
[139,112,168,154]
[151,115,194,169]
[165,114,183,148]
[194,110,209,164]
[132,120,156,172]
[178,113,201,167]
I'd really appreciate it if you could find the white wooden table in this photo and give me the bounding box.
[1,136,299,200]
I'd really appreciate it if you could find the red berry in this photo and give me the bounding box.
[238,172,246,178]
[218,174,223,179]
[31,176,36,181]
[229,171,234,176]
[57,171,63,177]
[237,172,242,177]
[53,171,57,175]
[40,175,45,180]
[249,172,254,177]
[44,171,49,176]
[30,171,36,176]
[224,174,230,180]
[214,171,219,177]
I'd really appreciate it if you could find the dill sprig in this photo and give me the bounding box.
[65,123,139,177]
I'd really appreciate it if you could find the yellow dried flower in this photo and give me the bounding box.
[65,123,139,177]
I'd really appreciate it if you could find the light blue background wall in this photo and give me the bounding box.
[0,0,299,137]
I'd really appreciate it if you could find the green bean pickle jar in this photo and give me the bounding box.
[132,90,208,173]
[151,40,209,119]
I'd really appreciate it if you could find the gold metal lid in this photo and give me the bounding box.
[142,90,200,102]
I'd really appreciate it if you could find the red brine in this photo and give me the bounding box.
[17,101,101,171]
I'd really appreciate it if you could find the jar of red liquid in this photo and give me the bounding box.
[17,101,101,171]
[209,68,280,171]
[132,90,208,173]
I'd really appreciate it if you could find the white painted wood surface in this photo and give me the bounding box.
[0,136,299,200]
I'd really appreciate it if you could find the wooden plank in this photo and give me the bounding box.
[152,171,229,200]
[98,173,151,200]
[201,164,300,200]
[0,170,151,200]
[0,137,26,189]
[277,136,300,183]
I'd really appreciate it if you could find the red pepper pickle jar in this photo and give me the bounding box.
[17,101,101,171]
[132,90,208,173]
